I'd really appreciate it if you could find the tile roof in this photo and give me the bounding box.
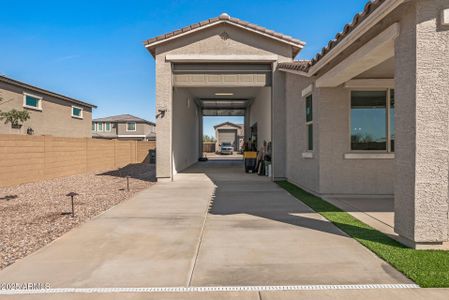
[93,114,155,125]
[144,13,305,57]
[277,60,311,73]
[0,75,96,108]
[213,121,243,129]
[278,0,386,73]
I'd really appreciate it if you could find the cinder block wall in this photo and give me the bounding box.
[0,134,155,187]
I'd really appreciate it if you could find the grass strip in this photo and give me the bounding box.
[277,180,449,288]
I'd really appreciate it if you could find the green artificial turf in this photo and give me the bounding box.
[277,180,449,288]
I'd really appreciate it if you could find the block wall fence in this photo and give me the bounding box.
[0,134,155,187]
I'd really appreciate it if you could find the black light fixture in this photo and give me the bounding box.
[65,192,79,218]
[26,127,34,135]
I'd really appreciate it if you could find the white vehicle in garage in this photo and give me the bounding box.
[220,142,234,155]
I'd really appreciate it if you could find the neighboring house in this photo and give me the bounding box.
[92,114,156,141]
[214,122,244,152]
[144,1,449,250]
[0,75,96,137]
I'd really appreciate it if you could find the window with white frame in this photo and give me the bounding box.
[105,122,111,132]
[97,122,103,131]
[127,122,136,131]
[71,106,83,118]
[350,89,395,151]
[92,123,96,131]
[305,94,313,151]
[23,93,42,110]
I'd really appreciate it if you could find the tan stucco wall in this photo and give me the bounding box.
[153,23,294,179]
[394,0,449,245]
[117,122,154,136]
[0,82,92,138]
[316,87,394,196]
[172,88,199,174]
[285,73,319,192]
[249,87,271,150]
[284,74,395,196]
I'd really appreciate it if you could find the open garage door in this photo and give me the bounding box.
[217,129,238,151]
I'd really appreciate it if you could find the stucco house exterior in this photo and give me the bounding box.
[144,0,449,249]
[0,75,96,137]
[214,122,244,152]
[92,114,156,141]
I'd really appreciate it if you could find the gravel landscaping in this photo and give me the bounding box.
[0,163,155,270]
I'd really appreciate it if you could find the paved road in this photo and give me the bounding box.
[0,160,420,299]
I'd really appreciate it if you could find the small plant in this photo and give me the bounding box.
[0,109,31,128]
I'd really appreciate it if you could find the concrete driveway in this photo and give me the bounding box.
[0,160,415,298]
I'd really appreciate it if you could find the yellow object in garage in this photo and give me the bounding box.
[243,151,257,159]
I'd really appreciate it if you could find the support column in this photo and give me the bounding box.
[198,107,203,159]
[394,0,449,248]
[155,56,173,180]
[271,65,287,180]
[244,107,250,144]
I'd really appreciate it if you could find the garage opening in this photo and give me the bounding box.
[203,116,244,161]
[171,63,272,176]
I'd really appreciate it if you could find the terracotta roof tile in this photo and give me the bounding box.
[278,0,387,73]
[309,0,386,68]
[93,114,155,125]
[277,60,311,73]
[144,13,305,51]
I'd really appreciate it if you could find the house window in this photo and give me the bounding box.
[92,123,96,131]
[351,90,395,151]
[71,106,83,118]
[389,90,395,152]
[97,122,103,131]
[127,122,136,131]
[105,122,111,132]
[23,93,42,110]
[305,94,313,151]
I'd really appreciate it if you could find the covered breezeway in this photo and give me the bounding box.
[171,63,272,177]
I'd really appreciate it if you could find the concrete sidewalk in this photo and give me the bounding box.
[2,289,449,300]
[0,160,418,298]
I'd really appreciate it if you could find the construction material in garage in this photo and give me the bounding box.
[243,141,272,176]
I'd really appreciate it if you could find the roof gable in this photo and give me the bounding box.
[93,114,155,125]
[214,122,243,129]
[0,75,96,108]
[144,13,304,58]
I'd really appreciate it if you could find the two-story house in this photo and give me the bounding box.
[92,114,156,141]
[0,75,96,137]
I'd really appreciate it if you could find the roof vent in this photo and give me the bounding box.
[219,13,231,20]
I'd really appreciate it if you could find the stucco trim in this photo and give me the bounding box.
[277,68,309,77]
[302,152,314,159]
[301,84,313,97]
[145,19,305,51]
[308,0,405,75]
[344,153,395,160]
[442,8,449,26]
[22,92,43,111]
[344,79,394,89]
[71,105,84,119]
[316,23,400,87]
[165,54,278,63]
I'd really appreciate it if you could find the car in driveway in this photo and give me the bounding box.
[220,142,234,155]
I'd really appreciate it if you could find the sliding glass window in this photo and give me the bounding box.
[351,90,394,151]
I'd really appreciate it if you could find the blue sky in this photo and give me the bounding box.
[0,0,368,137]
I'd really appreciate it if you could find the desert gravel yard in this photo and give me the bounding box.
[0,163,155,270]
